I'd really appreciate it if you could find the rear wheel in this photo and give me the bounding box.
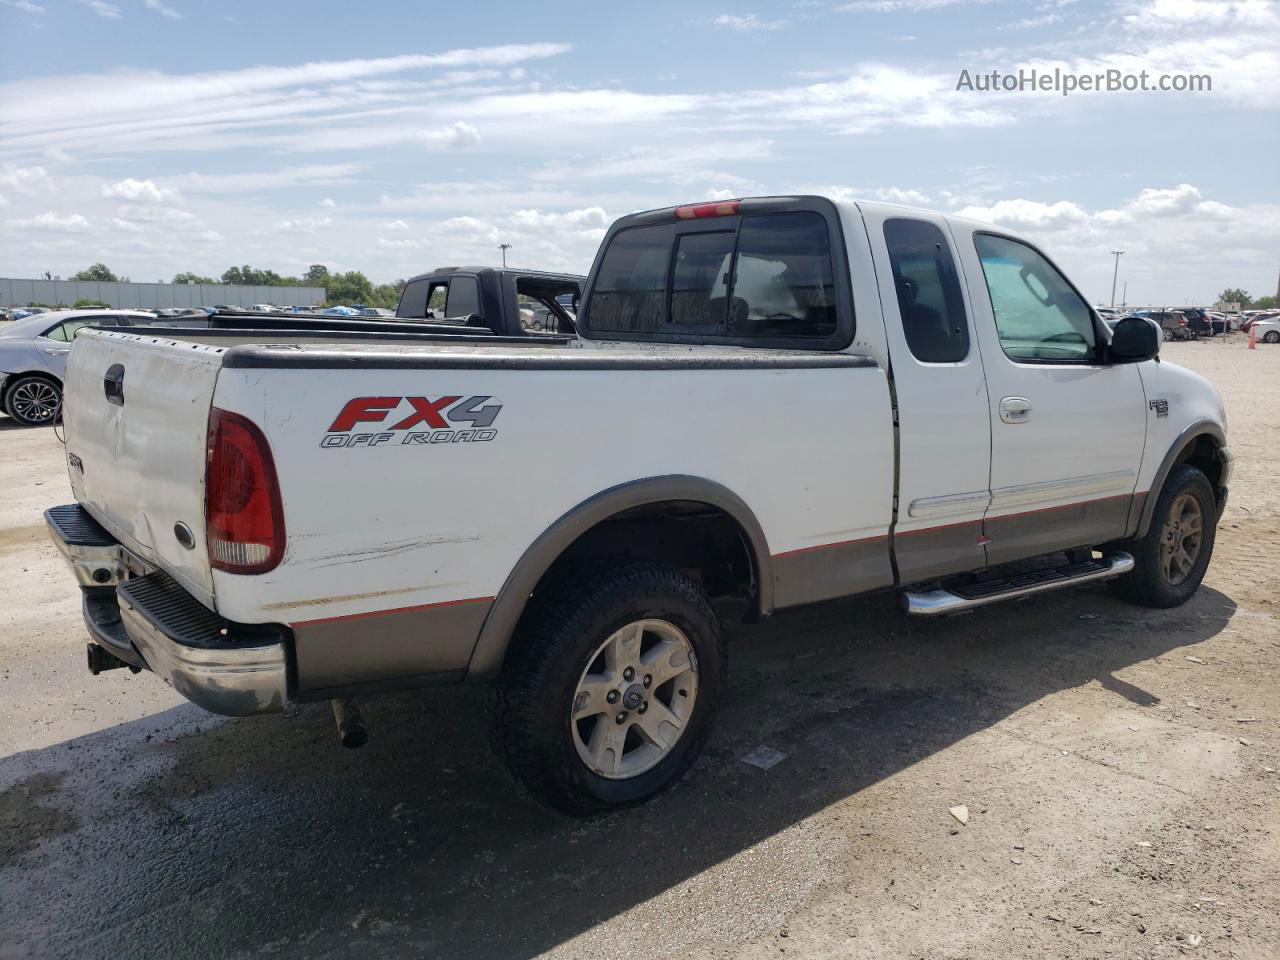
[1110,464,1216,608]
[3,376,62,426]
[1265,330,1279,344]
[1162,326,1174,342]
[494,562,724,815]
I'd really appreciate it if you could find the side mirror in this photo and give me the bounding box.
[1109,316,1161,363]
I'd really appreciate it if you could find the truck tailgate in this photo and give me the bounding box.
[63,330,224,605]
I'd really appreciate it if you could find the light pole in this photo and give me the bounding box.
[499,243,512,267]
[1109,250,1124,308]
[1121,281,1127,310]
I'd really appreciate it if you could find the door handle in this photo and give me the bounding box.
[43,348,70,355]
[999,396,1032,423]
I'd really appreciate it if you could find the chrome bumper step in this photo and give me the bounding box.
[902,552,1135,616]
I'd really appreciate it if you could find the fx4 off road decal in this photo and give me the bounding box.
[321,395,501,448]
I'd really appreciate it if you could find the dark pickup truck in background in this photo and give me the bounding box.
[395,267,584,336]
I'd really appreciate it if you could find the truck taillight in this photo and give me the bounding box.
[675,200,740,220]
[206,408,285,574]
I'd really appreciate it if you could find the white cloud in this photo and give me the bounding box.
[0,163,54,194]
[954,197,1089,229]
[114,203,196,225]
[143,0,180,18]
[12,211,90,232]
[319,197,337,208]
[0,44,571,154]
[417,120,481,148]
[0,194,9,208]
[837,0,989,11]
[2,0,45,13]
[172,164,364,193]
[949,184,1280,305]
[382,219,410,231]
[102,177,183,205]
[710,13,786,30]
[274,216,333,233]
[78,0,121,18]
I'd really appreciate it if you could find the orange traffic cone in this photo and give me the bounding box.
[1248,324,1257,349]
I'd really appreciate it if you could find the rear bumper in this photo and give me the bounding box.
[46,504,290,717]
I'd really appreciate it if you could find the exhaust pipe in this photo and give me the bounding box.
[331,698,368,749]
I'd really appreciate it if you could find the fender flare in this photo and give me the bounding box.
[465,475,773,680]
[1133,419,1226,538]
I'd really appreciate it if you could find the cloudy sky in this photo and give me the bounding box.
[0,0,1276,305]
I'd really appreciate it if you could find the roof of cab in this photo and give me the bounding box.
[405,266,586,284]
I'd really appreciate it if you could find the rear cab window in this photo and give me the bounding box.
[581,198,852,349]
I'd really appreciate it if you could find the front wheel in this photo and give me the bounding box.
[3,376,62,426]
[1110,464,1216,608]
[494,562,725,815]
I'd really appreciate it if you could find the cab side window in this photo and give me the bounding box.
[883,218,969,363]
[43,320,95,341]
[974,233,1097,362]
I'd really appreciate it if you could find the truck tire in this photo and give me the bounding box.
[3,375,62,426]
[494,562,725,815]
[1110,464,1216,608]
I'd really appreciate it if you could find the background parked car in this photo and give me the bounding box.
[1252,317,1280,343]
[0,309,156,426]
[1178,308,1215,336]
[1139,309,1194,341]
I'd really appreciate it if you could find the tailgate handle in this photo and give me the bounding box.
[104,364,125,406]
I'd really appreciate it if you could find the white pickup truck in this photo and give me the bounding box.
[47,196,1231,813]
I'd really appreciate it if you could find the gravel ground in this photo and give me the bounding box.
[0,337,1277,960]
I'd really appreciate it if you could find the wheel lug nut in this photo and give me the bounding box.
[623,667,635,681]
[642,674,652,688]
[615,712,627,724]
[607,690,620,704]
[638,702,648,714]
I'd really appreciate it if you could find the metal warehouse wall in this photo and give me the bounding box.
[0,278,326,309]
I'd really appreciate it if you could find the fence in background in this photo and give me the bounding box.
[0,278,325,309]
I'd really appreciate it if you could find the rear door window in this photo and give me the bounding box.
[883,218,970,363]
[585,209,845,345]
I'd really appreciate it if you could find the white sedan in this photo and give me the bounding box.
[1253,317,1280,344]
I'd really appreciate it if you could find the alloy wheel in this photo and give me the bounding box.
[570,618,699,779]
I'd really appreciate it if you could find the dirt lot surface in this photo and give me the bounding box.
[1,338,1277,960]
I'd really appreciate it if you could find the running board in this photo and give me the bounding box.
[902,552,1135,616]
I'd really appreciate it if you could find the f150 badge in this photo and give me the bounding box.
[321,395,501,449]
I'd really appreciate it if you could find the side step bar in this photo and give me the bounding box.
[902,552,1134,617]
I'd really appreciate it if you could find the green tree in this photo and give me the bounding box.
[325,270,375,305]
[1217,288,1251,307]
[302,264,330,287]
[371,282,404,309]
[172,271,215,285]
[1253,295,1277,310]
[222,265,292,286]
[72,263,118,282]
